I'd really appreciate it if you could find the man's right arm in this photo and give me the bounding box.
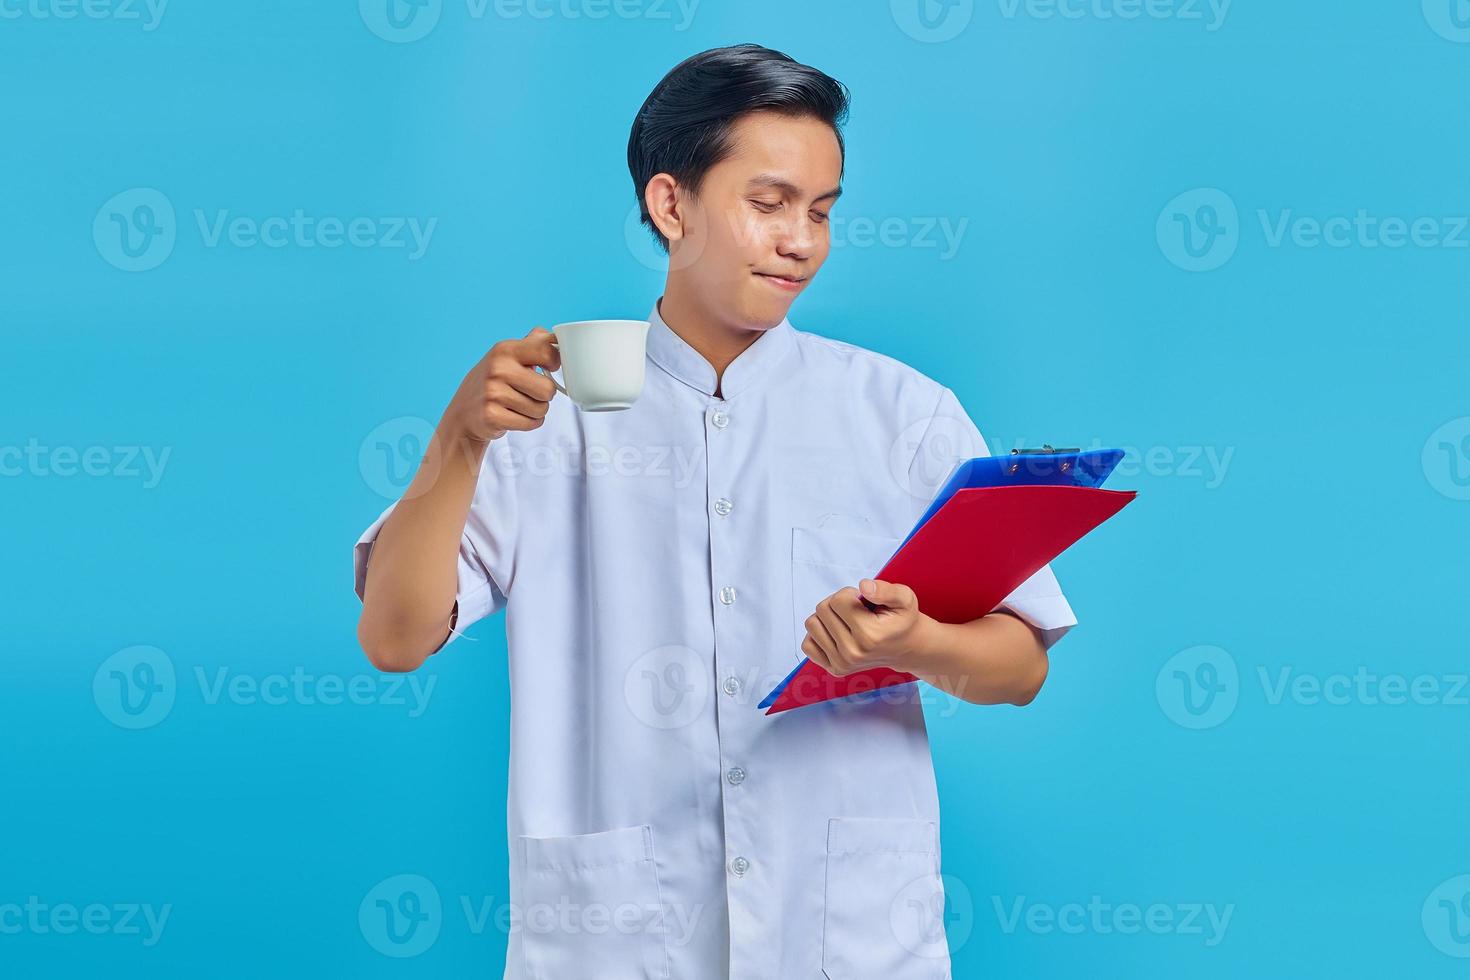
[356,327,560,672]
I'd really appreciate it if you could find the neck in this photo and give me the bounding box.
[658,283,765,397]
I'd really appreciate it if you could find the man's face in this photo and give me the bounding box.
[667,110,843,330]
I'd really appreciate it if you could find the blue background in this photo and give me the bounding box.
[4,1,1468,975]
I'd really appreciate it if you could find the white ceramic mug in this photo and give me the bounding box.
[538,319,650,412]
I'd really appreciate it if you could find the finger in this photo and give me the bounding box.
[485,402,545,432]
[801,633,833,674]
[488,379,550,419]
[819,600,866,667]
[514,326,561,371]
[829,586,868,631]
[808,612,851,673]
[498,364,559,404]
[804,613,834,655]
[815,596,855,642]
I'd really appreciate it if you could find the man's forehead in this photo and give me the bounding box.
[717,114,843,188]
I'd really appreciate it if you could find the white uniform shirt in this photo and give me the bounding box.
[354,300,1075,980]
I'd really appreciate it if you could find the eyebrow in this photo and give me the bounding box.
[746,173,843,204]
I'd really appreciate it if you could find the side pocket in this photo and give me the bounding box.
[822,817,949,980]
[518,824,671,980]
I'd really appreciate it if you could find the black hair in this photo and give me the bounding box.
[627,43,851,252]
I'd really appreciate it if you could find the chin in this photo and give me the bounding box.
[740,291,797,330]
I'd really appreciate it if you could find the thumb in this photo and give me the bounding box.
[859,579,915,609]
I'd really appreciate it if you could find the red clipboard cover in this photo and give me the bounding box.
[763,484,1137,715]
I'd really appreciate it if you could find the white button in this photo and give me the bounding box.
[718,585,737,605]
[711,411,730,429]
[726,766,746,785]
[729,856,750,876]
[722,676,741,697]
[714,497,733,517]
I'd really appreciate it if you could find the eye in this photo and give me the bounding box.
[810,210,830,224]
[749,199,781,212]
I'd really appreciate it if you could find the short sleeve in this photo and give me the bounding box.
[905,386,1077,651]
[352,439,520,646]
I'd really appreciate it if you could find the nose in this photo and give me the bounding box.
[775,214,818,262]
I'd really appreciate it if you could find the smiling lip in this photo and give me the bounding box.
[754,272,806,291]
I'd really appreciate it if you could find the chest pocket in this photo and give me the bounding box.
[790,517,904,660]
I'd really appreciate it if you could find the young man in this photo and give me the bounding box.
[355,43,1073,980]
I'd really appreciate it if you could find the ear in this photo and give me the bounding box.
[643,173,685,245]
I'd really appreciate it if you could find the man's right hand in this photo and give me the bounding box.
[448,326,562,445]
[358,325,561,673]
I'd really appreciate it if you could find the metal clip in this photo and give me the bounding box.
[1009,445,1080,455]
[1009,445,1080,474]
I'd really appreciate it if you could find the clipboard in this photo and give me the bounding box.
[896,446,1124,550]
[759,447,1135,715]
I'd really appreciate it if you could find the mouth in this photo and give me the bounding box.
[754,271,807,292]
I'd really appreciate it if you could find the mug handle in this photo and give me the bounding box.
[535,338,567,396]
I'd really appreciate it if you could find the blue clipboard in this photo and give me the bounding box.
[758,447,1124,711]
[896,447,1124,550]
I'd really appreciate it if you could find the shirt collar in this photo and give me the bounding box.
[645,298,797,400]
